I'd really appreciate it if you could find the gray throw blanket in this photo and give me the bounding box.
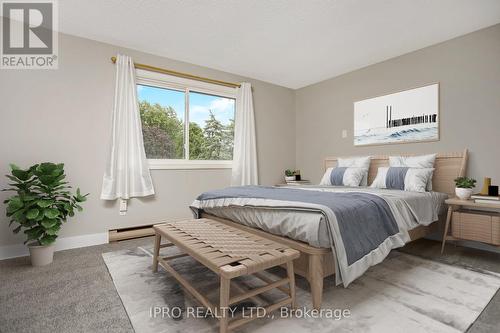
[191,186,406,286]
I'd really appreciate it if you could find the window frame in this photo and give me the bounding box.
[136,69,237,170]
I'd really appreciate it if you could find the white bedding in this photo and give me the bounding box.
[202,186,448,248]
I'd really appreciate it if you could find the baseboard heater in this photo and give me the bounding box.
[109,224,156,242]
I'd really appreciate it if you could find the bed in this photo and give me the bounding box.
[191,150,468,309]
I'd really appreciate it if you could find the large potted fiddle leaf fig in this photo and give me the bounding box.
[3,163,88,266]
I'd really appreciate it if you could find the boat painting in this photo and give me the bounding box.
[354,83,439,146]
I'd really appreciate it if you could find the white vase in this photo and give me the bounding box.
[285,176,296,182]
[455,187,473,200]
[28,243,55,266]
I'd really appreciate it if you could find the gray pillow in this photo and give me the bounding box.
[370,167,434,192]
[320,167,366,187]
[338,156,371,186]
[389,154,436,191]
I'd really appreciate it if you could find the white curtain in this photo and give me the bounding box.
[101,54,155,200]
[231,82,258,186]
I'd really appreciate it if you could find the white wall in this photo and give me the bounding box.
[0,31,296,247]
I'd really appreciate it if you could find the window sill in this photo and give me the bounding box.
[148,159,233,170]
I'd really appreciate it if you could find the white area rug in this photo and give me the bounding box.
[102,247,500,333]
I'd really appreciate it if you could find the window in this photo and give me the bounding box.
[138,85,185,160]
[136,69,236,169]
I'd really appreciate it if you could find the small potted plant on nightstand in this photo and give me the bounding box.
[454,176,476,200]
[285,169,296,182]
[3,163,88,266]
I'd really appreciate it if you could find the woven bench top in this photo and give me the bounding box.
[154,218,300,278]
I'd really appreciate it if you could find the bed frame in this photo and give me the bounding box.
[201,149,468,309]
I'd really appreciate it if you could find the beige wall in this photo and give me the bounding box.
[2,23,499,249]
[0,32,295,246]
[295,24,500,186]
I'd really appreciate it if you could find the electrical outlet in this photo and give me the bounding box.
[342,129,348,138]
[119,199,128,215]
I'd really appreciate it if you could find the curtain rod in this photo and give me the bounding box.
[110,56,241,89]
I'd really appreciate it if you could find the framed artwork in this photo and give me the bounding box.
[354,83,439,146]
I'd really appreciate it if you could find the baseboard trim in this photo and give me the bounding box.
[109,224,155,242]
[0,232,109,260]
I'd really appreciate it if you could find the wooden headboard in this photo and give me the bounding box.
[324,149,468,197]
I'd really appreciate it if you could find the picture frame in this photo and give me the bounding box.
[354,83,440,146]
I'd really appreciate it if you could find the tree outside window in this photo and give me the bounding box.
[137,84,235,162]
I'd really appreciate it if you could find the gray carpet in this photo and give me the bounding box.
[0,238,149,333]
[0,238,499,333]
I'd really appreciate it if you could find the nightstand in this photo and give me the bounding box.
[441,198,500,253]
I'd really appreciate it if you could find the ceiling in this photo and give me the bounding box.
[58,0,500,89]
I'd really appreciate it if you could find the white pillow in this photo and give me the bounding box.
[389,154,436,190]
[370,167,434,193]
[389,154,436,168]
[338,156,371,186]
[320,167,366,187]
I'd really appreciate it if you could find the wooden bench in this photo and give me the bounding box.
[153,218,300,333]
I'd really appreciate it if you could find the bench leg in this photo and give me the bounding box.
[286,261,297,309]
[219,276,230,333]
[152,233,161,273]
[308,254,324,310]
